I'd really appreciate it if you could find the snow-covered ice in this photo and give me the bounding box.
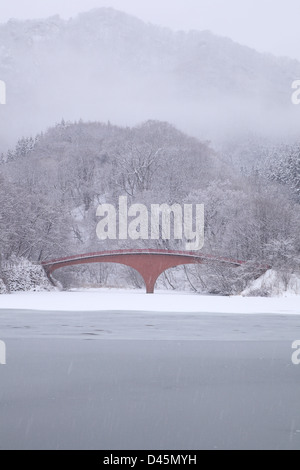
[0,289,299,341]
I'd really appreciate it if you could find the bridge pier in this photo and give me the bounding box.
[133,262,173,295]
[143,276,157,294]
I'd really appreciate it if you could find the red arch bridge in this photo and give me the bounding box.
[41,249,252,294]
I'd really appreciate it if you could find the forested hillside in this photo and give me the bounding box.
[1,119,299,294]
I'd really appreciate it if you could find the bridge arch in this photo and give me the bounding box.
[42,250,245,294]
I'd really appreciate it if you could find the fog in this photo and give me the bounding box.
[0,6,299,153]
[0,4,300,153]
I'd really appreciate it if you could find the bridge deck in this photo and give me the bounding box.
[42,249,245,268]
[41,250,248,294]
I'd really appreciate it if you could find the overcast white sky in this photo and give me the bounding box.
[0,0,299,60]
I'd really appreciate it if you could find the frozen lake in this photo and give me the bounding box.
[0,307,300,450]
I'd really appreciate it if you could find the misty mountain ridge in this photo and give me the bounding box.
[1,7,300,151]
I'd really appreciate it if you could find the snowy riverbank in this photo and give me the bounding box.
[0,289,299,315]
